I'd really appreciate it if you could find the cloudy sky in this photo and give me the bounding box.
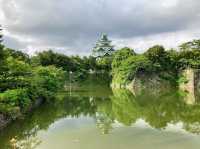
[0,0,200,55]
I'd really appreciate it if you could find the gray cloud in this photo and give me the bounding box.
[0,0,200,55]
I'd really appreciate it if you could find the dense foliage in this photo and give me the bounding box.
[31,50,111,80]
[112,40,200,85]
[0,45,66,121]
[0,47,110,123]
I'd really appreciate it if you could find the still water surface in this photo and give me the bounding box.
[1,79,200,149]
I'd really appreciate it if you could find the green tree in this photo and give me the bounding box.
[82,56,97,71]
[112,54,153,84]
[178,49,200,69]
[30,66,65,100]
[0,44,4,71]
[112,47,136,69]
[97,56,113,71]
[34,50,78,71]
[179,39,200,51]
[177,40,200,69]
[33,50,101,80]
[166,49,179,69]
[145,45,173,71]
[0,57,32,92]
[0,25,5,71]
[145,45,166,63]
[5,48,30,63]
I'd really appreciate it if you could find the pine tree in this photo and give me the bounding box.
[92,33,114,58]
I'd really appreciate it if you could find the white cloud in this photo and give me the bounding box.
[161,0,179,8]
[0,0,200,55]
[113,29,200,53]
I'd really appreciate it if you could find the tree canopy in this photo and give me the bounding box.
[111,39,200,85]
[179,39,200,51]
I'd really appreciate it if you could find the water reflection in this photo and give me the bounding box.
[1,82,200,148]
[110,89,200,134]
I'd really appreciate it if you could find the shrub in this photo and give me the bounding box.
[29,66,66,100]
[0,57,32,92]
[112,55,153,84]
[112,47,136,69]
[0,89,31,113]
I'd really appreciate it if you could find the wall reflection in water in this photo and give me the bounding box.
[1,82,200,148]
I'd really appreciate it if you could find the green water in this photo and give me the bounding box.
[1,80,200,149]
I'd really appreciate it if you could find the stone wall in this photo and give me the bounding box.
[111,72,175,96]
[179,68,200,104]
[111,69,200,105]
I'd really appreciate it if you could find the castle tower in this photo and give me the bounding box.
[92,33,114,58]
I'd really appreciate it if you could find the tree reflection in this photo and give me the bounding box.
[2,84,200,148]
[110,88,200,134]
[93,87,200,134]
[95,113,113,134]
[110,89,140,126]
[14,136,41,149]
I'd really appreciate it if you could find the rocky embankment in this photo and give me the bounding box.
[0,114,12,129]
[112,69,200,104]
[111,72,176,96]
[0,98,44,130]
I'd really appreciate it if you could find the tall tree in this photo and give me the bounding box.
[92,33,114,58]
[179,39,200,51]
[0,25,5,71]
[112,47,136,68]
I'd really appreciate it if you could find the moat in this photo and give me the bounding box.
[1,79,200,149]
